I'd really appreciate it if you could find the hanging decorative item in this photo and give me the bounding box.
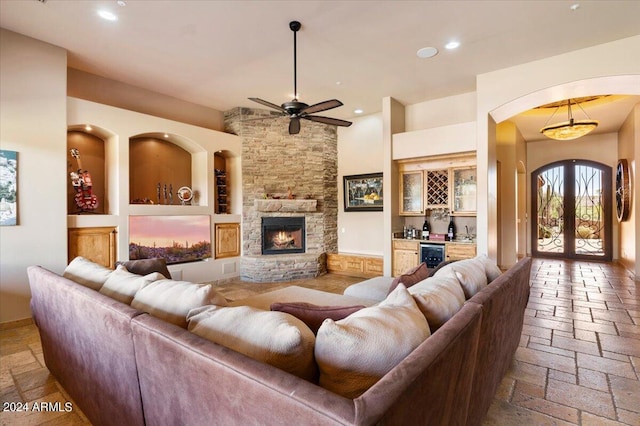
[616,159,631,222]
[540,98,599,141]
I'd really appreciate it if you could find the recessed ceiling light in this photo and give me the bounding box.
[445,41,460,50]
[117,0,127,6]
[164,133,169,138]
[570,3,580,11]
[335,81,342,85]
[98,10,118,21]
[354,109,364,114]
[416,47,438,59]
[85,125,92,131]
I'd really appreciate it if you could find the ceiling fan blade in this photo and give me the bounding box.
[300,99,343,115]
[303,115,353,127]
[289,117,301,134]
[248,98,286,113]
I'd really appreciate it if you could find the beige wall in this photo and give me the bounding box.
[0,30,68,323]
[68,69,225,132]
[617,104,639,277]
[337,113,384,256]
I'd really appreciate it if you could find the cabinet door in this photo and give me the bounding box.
[393,249,419,276]
[215,223,240,258]
[425,169,449,209]
[68,227,116,268]
[446,243,476,261]
[450,167,476,215]
[399,171,424,215]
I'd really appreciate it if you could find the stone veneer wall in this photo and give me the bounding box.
[224,107,338,281]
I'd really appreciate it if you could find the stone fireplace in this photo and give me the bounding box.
[224,107,338,282]
[262,216,305,255]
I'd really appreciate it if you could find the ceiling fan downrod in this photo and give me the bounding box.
[290,21,301,102]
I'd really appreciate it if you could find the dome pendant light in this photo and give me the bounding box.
[540,99,598,141]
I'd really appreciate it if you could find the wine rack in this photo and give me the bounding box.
[425,169,449,208]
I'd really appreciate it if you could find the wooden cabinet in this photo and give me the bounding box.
[327,253,383,278]
[450,167,476,215]
[399,171,424,215]
[68,227,116,268]
[446,243,476,261]
[392,239,419,276]
[425,169,449,209]
[214,223,240,259]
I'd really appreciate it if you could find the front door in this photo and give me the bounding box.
[531,160,612,260]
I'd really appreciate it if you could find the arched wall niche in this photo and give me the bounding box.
[67,124,118,215]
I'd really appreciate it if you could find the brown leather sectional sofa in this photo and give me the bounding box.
[27,256,532,425]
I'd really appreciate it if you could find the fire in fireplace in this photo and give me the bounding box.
[262,217,305,255]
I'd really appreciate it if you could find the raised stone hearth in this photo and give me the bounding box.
[225,107,337,282]
[241,253,327,282]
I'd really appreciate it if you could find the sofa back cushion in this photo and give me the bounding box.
[476,254,503,282]
[408,269,466,332]
[63,256,113,291]
[434,257,488,299]
[99,265,165,304]
[270,302,365,335]
[131,279,227,328]
[315,284,430,398]
[187,305,317,381]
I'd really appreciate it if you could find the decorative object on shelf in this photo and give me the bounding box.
[163,184,168,204]
[156,182,161,205]
[616,159,631,222]
[177,186,193,206]
[248,21,352,135]
[540,98,599,141]
[169,184,173,205]
[69,148,99,212]
[0,149,18,226]
[344,173,383,212]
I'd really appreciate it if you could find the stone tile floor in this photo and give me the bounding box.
[0,258,638,425]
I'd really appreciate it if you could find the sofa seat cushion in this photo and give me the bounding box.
[315,284,431,398]
[187,305,317,381]
[131,279,227,328]
[408,269,465,332]
[63,256,113,291]
[99,265,165,304]
[388,262,430,294]
[435,257,487,299]
[342,276,394,302]
[270,302,365,334]
[115,258,171,280]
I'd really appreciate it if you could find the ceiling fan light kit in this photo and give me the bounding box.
[249,21,352,135]
[540,98,599,141]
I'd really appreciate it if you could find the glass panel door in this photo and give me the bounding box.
[532,160,611,261]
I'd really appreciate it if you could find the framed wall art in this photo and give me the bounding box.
[343,173,383,212]
[0,150,18,226]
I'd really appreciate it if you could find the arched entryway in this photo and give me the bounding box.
[531,160,612,260]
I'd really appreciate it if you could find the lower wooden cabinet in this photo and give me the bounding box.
[68,227,116,268]
[392,239,419,276]
[214,223,240,259]
[327,253,383,278]
[446,243,476,261]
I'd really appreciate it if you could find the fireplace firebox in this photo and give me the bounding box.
[262,217,305,255]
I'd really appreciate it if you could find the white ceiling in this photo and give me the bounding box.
[1,0,639,141]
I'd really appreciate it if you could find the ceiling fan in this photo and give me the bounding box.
[249,21,352,135]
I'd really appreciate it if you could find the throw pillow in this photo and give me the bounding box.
[408,269,465,332]
[270,302,365,334]
[387,262,430,294]
[115,258,171,279]
[475,254,502,282]
[435,258,487,299]
[187,305,317,381]
[99,265,165,305]
[63,256,113,291]
[315,284,430,398]
[131,279,227,328]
